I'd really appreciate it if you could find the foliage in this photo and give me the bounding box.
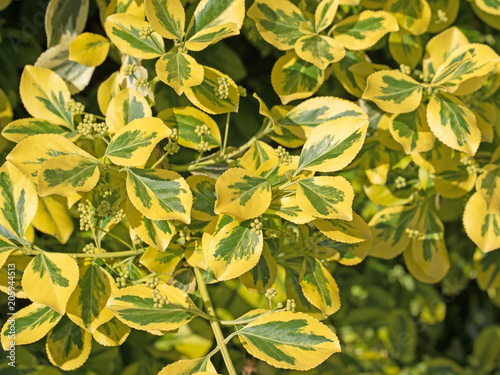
[0,0,500,374]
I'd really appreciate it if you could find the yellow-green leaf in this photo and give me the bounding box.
[294,34,345,70]
[38,155,100,197]
[158,358,217,375]
[66,264,113,333]
[0,254,31,298]
[240,140,279,174]
[476,0,500,15]
[315,213,372,243]
[423,27,469,77]
[105,13,164,59]
[97,72,121,116]
[464,192,500,253]
[185,0,245,51]
[474,249,500,291]
[388,31,423,70]
[22,252,79,314]
[247,0,306,51]
[6,134,93,184]
[45,0,88,47]
[184,66,239,114]
[279,96,367,140]
[214,167,272,220]
[332,10,399,50]
[296,176,354,220]
[389,103,435,154]
[427,93,480,156]
[46,316,92,371]
[1,303,61,350]
[106,88,152,134]
[427,0,460,33]
[315,0,339,32]
[93,317,131,347]
[159,106,222,151]
[270,194,315,225]
[127,200,175,251]
[1,118,69,143]
[208,220,264,280]
[106,284,197,331]
[126,168,192,223]
[296,116,368,173]
[19,66,73,128]
[317,238,371,266]
[156,52,204,95]
[239,242,277,293]
[144,0,185,40]
[476,165,500,214]
[0,162,38,243]
[186,175,217,221]
[300,256,340,316]
[403,208,449,283]
[384,0,431,35]
[271,51,325,105]
[237,311,340,370]
[369,205,419,259]
[363,70,423,113]
[69,32,110,67]
[105,117,170,167]
[139,245,183,274]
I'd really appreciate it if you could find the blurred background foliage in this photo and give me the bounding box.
[0,0,499,374]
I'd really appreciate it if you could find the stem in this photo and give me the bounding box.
[149,34,163,52]
[151,152,168,169]
[30,245,145,259]
[221,113,231,156]
[194,268,237,375]
[95,226,135,250]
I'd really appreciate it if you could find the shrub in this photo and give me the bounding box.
[1,0,500,374]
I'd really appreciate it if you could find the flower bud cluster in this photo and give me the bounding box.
[275,146,292,165]
[124,64,137,76]
[395,176,407,189]
[265,287,277,300]
[164,140,180,155]
[151,288,169,308]
[139,25,154,39]
[286,298,296,312]
[82,243,96,254]
[145,277,160,289]
[250,218,263,235]
[215,77,230,100]
[65,99,85,115]
[77,201,95,231]
[116,270,129,288]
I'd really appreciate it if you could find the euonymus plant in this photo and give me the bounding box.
[1,0,500,373]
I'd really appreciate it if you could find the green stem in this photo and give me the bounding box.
[221,113,231,156]
[95,226,135,250]
[194,268,237,375]
[149,34,164,53]
[151,151,168,169]
[31,245,145,259]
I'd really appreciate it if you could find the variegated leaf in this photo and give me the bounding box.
[139,245,183,274]
[271,52,325,105]
[158,106,221,150]
[295,34,345,70]
[270,194,315,225]
[279,96,367,140]
[38,155,100,197]
[314,213,372,243]
[315,0,339,32]
[105,13,165,59]
[184,67,239,114]
[1,303,61,350]
[427,93,480,156]
[105,117,170,166]
[300,256,340,316]
[186,175,217,221]
[97,72,121,116]
[125,168,192,223]
[476,0,500,15]
[239,242,277,293]
[384,0,431,35]
[247,0,306,51]
[106,284,197,331]
[389,103,435,154]
[388,31,423,70]
[332,10,399,50]
[214,167,272,220]
[238,311,340,370]
[19,66,73,128]
[158,358,217,375]
[156,52,204,95]
[106,88,152,134]
[363,70,423,113]
[296,116,368,173]
[127,200,175,251]
[240,140,279,173]
[464,192,500,253]
[69,32,110,67]
[22,252,79,314]
[32,196,74,245]
[476,165,500,214]
[144,0,185,40]
[66,264,113,333]
[208,220,263,281]
[296,176,354,220]
[427,0,460,33]
[185,0,245,51]
[92,317,131,347]
[0,162,38,243]
[423,27,469,77]
[46,316,92,371]
[45,0,89,47]
[1,118,68,143]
